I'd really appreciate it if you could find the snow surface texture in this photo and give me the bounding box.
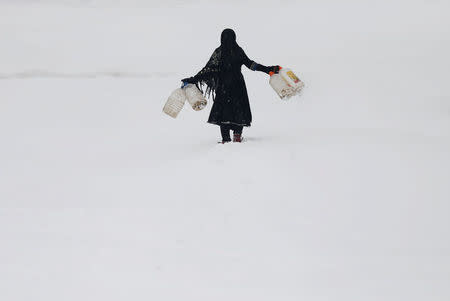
[1,1,450,300]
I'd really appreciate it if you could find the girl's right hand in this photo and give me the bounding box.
[269,66,281,74]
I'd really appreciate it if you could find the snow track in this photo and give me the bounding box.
[0,71,174,79]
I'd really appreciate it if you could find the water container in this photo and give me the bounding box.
[269,72,291,99]
[269,67,305,99]
[163,88,186,118]
[184,84,207,111]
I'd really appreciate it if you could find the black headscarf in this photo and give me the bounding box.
[220,28,238,70]
[194,28,242,99]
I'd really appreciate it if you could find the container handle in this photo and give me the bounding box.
[269,66,282,76]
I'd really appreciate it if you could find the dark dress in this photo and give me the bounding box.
[189,29,272,128]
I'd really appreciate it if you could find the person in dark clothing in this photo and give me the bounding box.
[182,28,279,143]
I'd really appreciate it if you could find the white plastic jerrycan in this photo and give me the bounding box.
[184,84,207,111]
[269,67,305,99]
[163,88,186,118]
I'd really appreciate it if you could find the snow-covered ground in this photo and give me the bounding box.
[1,1,449,300]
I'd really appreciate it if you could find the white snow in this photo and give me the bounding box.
[1,1,449,301]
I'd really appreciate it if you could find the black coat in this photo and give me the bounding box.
[189,29,271,127]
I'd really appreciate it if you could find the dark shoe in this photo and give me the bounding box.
[219,138,231,144]
[233,133,242,143]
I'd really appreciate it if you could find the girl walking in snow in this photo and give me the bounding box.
[182,28,279,143]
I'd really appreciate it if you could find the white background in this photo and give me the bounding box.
[1,1,449,300]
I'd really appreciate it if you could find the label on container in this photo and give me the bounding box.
[286,71,300,83]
